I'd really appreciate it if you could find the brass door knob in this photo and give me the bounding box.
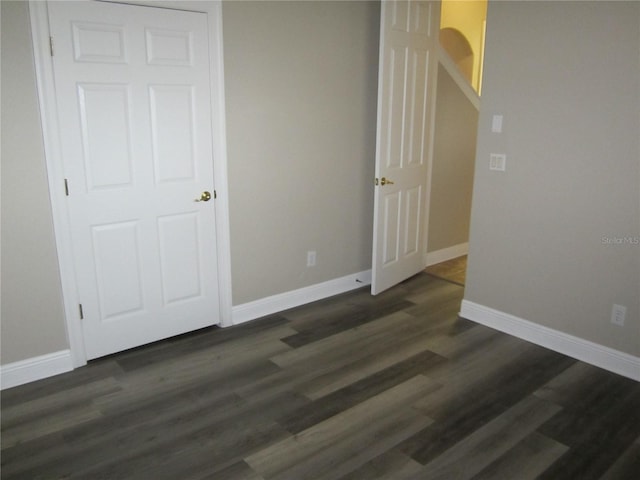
[195,191,212,202]
[380,177,394,186]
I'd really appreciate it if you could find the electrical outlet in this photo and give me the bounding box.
[490,153,506,171]
[307,251,316,267]
[611,304,626,326]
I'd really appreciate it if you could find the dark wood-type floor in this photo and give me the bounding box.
[2,273,639,479]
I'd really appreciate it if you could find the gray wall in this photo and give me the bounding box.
[465,1,640,356]
[1,0,69,364]
[223,1,379,304]
[427,65,477,253]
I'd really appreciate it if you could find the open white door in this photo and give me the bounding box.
[371,0,440,295]
[47,1,221,359]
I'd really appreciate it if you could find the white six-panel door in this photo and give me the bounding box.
[48,1,220,358]
[371,0,440,295]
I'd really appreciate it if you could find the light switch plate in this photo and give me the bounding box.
[491,114,503,133]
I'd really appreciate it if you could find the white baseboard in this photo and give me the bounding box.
[1,350,74,390]
[460,300,640,382]
[232,270,372,326]
[425,243,468,267]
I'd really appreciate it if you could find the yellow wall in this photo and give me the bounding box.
[440,0,487,93]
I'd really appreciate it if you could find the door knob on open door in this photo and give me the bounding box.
[195,191,212,202]
[380,177,394,186]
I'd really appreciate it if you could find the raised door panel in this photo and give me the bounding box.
[78,84,134,190]
[146,28,193,66]
[149,85,197,183]
[71,21,127,64]
[382,45,407,170]
[382,192,401,266]
[91,221,145,320]
[403,185,422,256]
[157,213,203,305]
[405,48,430,168]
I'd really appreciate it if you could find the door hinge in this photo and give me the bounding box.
[64,178,69,196]
[79,304,84,320]
[49,36,54,56]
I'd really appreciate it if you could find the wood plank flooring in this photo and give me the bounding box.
[2,273,639,479]
[424,255,467,286]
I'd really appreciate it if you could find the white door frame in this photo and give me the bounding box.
[29,0,233,368]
